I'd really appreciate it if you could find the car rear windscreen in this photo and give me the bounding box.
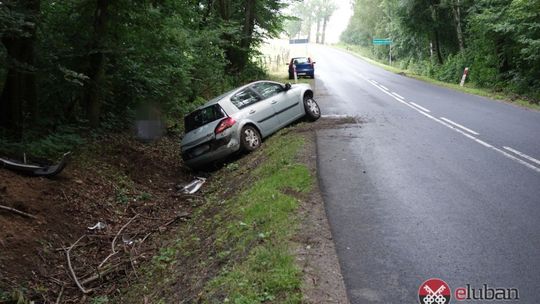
[184,104,226,132]
[293,57,309,64]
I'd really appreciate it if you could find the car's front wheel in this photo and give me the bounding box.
[304,97,321,121]
[240,125,262,152]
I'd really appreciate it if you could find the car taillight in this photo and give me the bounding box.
[215,117,236,134]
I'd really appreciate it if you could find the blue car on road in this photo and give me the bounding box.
[288,57,315,79]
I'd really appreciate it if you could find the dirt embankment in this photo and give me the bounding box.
[0,118,353,303]
[0,134,195,303]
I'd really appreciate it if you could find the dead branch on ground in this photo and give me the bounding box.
[66,235,92,294]
[98,214,140,268]
[0,204,38,219]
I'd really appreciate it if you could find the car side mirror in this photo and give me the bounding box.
[284,83,292,90]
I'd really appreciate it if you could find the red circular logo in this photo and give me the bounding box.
[418,278,451,304]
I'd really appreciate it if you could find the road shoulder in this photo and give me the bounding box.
[296,132,350,304]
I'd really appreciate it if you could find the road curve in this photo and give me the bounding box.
[311,44,540,303]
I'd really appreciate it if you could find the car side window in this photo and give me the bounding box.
[251,82,283,100]
[230,88,261,109]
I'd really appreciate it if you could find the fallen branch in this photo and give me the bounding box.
[66,235,92,294]
[55,285,65,304]
[81,260,129,285]
[0,204,37,219]
[98,214,139,269]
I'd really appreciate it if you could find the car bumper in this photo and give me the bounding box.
[182,136,241,168]
[294,70,314,76]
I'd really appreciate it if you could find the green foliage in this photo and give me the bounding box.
[341,0,540,101]
[1,0,290,155]
[91,296,110,304]
[0,125,84,159]
[152,247,178,269]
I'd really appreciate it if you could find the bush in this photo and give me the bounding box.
[0,126,85,161]
[435,53,469,84]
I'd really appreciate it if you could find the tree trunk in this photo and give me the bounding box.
[321,17,328,44]
[217,0,230,20]
[85,0,109,128]
[451,0,465,52]
[238,0,256,70]
[315,19,321,43]
[0,0,40,138]
[306,17,312,42]
[433,30,444,65]
[429,2,444,64]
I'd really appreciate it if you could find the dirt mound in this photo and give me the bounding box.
[0,134,194,303]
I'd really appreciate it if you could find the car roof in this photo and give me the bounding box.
[196,80,284,109]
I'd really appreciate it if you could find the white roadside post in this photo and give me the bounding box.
[293,64,298,83]
[460,67,469,87]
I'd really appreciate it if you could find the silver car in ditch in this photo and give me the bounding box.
[181,80,321,168]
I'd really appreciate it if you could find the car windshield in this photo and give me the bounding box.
[293,57,309,64]
[184,104,226,132]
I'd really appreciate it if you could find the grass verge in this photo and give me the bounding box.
[335,44,540,112]
[118,128,313,303]
[266,70,314,86]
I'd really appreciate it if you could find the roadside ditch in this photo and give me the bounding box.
[0,118,354,303]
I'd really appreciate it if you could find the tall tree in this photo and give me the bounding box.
[0,0,40,137]
[446,0,465,51]
[320,0,336,44]
[84,0,109,128]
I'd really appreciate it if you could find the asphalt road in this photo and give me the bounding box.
[310,45,540,303]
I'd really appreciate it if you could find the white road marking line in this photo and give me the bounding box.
[371,79,379,84]
[358,74,540,174]
[503,147,540,166]
[440,117,479,135]
[414,111,540,174]
[379,85,389,91]
[391,92,405,100]
[409,102,431,113]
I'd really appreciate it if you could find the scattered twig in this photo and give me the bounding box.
[162,212,190,227]
[81,260,129,285]
[129,253,139,279]
[61,190,70,203]
[0,204,38,219]
[55,285,65,304]
[66,235,92,294]
[98,214,139,268]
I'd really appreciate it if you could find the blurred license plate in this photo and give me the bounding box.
[192,144,210,157]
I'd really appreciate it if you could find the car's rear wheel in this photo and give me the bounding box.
[240,125,262,152]
[304,97,321,121]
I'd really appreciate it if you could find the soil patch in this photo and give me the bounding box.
[0,134,195,303]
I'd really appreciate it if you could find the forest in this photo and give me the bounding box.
[0,0,287,158]
[341,0,540,102]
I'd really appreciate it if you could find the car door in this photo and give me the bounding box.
[251,82,302,126]
[230,87,280,137]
